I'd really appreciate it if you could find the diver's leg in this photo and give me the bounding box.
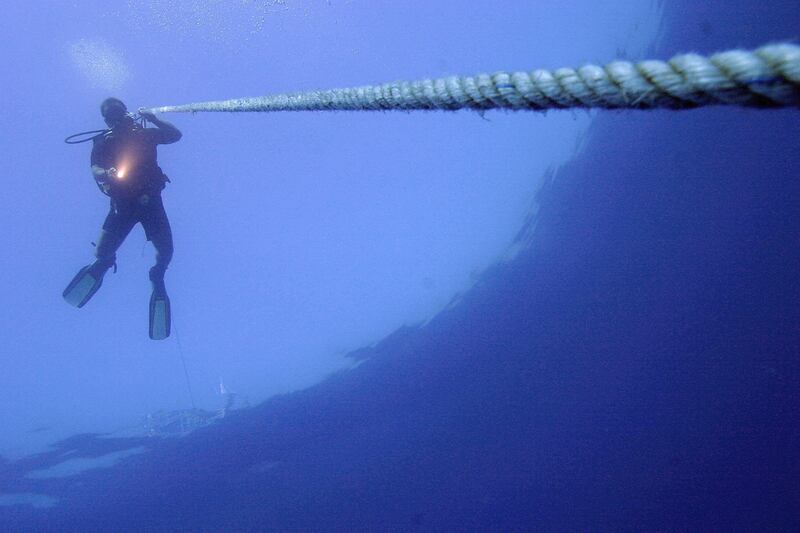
[63,202,136,307]
[141,196,172,340]
[141,196,173,339]
[141,196,174,291]
[93,203,137,275]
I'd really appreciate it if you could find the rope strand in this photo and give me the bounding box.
[145,43,800,115]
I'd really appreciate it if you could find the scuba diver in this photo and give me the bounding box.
[63,98,182,340]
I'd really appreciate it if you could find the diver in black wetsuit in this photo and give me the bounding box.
[63,98,182,339]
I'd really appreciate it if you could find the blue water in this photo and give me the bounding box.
[2,0,799,531]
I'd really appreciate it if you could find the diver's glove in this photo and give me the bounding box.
[95,167,118,195]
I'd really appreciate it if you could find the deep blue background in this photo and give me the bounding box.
[2,0,799,531]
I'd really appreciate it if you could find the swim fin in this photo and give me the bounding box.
[149,283,171,340]
[63,264,105,308]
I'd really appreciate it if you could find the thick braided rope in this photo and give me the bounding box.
[147,43,800,114]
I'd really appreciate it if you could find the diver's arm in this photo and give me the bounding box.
[139,110,182,144]
[90,140,117,195]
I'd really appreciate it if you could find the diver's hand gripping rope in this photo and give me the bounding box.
[144,43,799,115]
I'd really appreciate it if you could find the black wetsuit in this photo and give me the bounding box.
[91,125,179,281]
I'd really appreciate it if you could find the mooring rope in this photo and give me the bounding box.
[145,43,799,115]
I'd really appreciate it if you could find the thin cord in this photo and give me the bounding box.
[173,320,196,409]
